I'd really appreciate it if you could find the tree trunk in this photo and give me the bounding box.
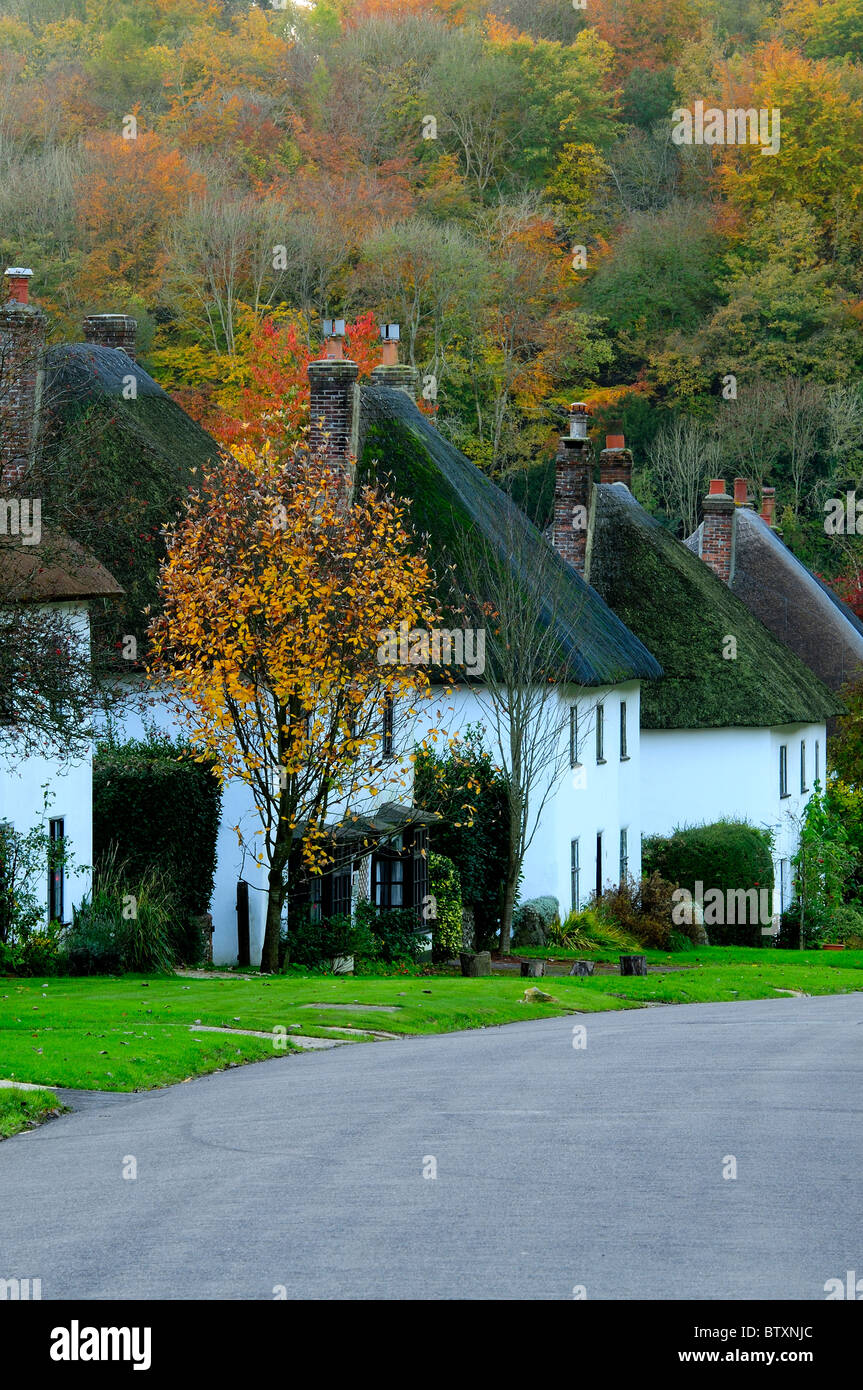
[259,818,293,975]
[520,960,544,977]
[619,955,647,976]
[499,795,522,956]
[569,960,595,977]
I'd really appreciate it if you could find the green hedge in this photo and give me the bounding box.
[642,820,774,947]
[428,852,462,962]
[93,736,221,958]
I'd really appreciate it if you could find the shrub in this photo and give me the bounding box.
[413,728,509,951]
[0,813,74,949]
[12,923,65,977]
[643,821,774,947]
[93,734,221,959]
[428,852,463,962]
[824,903,863,946]
[550,905,640,954]
[286,914,357,970]
[354,900,427,963]
[512,896,560,949]
[62,855,179,975]
[600,874,684,951]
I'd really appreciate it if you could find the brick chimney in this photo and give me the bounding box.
[83,313,137,360]
[308,319,359,479]
[552,403,593,575]
[700,479,735,584]
[599,425,633,488]
[733,477,750,508]
[0,268,46,487]
[760,486,776,528]
[371,322,417,396]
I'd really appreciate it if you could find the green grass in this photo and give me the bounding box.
[2,947,862,1092]
[0,1087,66,1140]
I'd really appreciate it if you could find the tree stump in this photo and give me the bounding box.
[569,960,595,977]
[460,951,491,977]
[619,954,647,976]
[520,960,545,978]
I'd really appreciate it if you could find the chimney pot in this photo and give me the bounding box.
[760,486,776,527]
[4,268,33,305]
[733,477,749,507]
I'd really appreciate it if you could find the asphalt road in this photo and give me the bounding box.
[2,993,861,1300]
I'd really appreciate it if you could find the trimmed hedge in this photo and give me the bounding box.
[643,820,774,947]
[93,736,221,959]
[428,852,463,962]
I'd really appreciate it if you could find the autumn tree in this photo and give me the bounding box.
[148,443,442,973]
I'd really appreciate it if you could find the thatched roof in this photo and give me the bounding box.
[0,529,123,603]
[686,507,863,696]
[588,484,841,730]
[357,386,662,688]
[39,344,220,655]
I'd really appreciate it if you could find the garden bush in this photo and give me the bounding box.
[512,896,560,948]
[94,734,221,961]
[413,729,509,951]
[285,914,357,970]
[643,821,774,947]
[354,900,427,963]
[600,874,687,951]
[428,852,463,962]
[61,855,178,975]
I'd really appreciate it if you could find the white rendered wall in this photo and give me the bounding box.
[413,680,643,918]
[0,604,94,924]
[641,722,825,904]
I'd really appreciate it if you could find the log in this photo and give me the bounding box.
[460,951,492,977]
[520,960,545,978]
[569,959,595,977]
[619,954,647,976]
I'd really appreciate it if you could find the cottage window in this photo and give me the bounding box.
[569,705,579,768]
[815,740,820,786]
[382,697,394,759]
[48,818,64,923]
[620,701,628,760]
[570,838,580,913]
[596,703,605,764]
[779,744,788,798]
[373,833,404,908]
[619,828,629,884]
[800,741,807,794]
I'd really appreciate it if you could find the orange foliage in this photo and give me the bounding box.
[209,312,383,456]
[75,133,205,300]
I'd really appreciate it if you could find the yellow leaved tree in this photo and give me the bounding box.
[148,444,441,973]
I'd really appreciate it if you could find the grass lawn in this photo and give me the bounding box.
[0,1087,66,1140]
[2,947,863,1092]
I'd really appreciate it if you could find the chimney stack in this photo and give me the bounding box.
[599,426,633,488]
[83,313,138,361]
[308,318,358,481]
[371,323,417,396]
[1,268,46,486]
[760,486,776,528]
[700,479,735,584]
[552,403,593,576]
